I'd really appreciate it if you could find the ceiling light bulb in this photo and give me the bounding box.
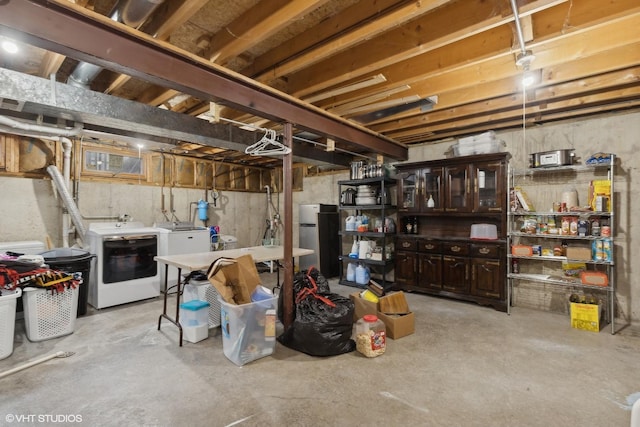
[522,74,536,87]
[1,40,18,54]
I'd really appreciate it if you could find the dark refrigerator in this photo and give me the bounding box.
[298,204,340,278]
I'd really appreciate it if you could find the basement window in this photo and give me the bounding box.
[83,148,145,179]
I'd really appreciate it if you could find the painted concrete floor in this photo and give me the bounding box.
[1,273,638,427]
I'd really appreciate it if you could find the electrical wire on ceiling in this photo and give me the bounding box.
[561,0,575,34]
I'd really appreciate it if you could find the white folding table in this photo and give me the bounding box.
[155,245,313,346]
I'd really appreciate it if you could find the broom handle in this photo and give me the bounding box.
[0,351,67,379]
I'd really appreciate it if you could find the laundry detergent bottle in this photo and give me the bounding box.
[355,263,370,285]
[349,237,359,258]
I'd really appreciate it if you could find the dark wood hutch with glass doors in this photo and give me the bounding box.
[394,152,510,312]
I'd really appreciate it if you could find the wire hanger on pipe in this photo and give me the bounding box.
[244,128,291,156]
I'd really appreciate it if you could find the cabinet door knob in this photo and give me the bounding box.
[451,245,461,252]
[479,247,490,255]
[402,242,411,248]
[425,244,434,250]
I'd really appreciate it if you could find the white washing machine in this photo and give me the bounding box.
[156,222,211,288]
[85,222,167,309]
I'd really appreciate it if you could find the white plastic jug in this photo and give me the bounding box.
[350,238,359,257]
[346,262,356,282]
[355,263,370,285]
[345,216,356,231]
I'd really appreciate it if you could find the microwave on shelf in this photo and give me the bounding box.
[529,149,575,168]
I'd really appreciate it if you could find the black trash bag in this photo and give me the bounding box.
[277,267,330,323]
[277,291,356,357]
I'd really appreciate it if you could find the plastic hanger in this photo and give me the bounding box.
[244,129,291,156]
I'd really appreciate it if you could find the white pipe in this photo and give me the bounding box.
[60,137,72,247]
[47,165,87,240]
[0,115,82,247]
[0,115,82,138]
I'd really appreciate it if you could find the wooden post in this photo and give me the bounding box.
[282,122,294,330]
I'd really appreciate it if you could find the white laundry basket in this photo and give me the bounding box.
[0,288,22,360]
[22,286,79,342]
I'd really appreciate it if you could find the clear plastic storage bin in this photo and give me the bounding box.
[183,278,222,329]
[219,296,277,366]
[22,286,79,342]
[179,300,210,327]
[0,288,22,360]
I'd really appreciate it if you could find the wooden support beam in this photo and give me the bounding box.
[282,122,294,330]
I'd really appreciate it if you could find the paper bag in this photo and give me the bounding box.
[206,254,261,305]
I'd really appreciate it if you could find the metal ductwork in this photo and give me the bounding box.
[121,0,165,28]
[67,0,164,89]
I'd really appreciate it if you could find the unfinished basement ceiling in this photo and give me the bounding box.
[0,0,639,169]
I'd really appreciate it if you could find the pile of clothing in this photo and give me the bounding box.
[0,253,79,295]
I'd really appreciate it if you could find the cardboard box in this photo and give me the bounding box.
[378,311,415,339]
[511,245,533,256]
[570,302,601,332]
[378,292,415,339]
[349,291,415,339]
[580,271,609,287]
[207,254,261,305]
[349,292,377,322]
[566,246,592,261]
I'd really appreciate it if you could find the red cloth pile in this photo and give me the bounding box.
[0,259,79,293]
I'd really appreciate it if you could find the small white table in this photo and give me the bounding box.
[155,245,314,346]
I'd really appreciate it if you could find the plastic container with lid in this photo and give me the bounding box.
[355,314,386,358]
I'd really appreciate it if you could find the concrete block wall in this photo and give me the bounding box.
[0,178,270,250]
